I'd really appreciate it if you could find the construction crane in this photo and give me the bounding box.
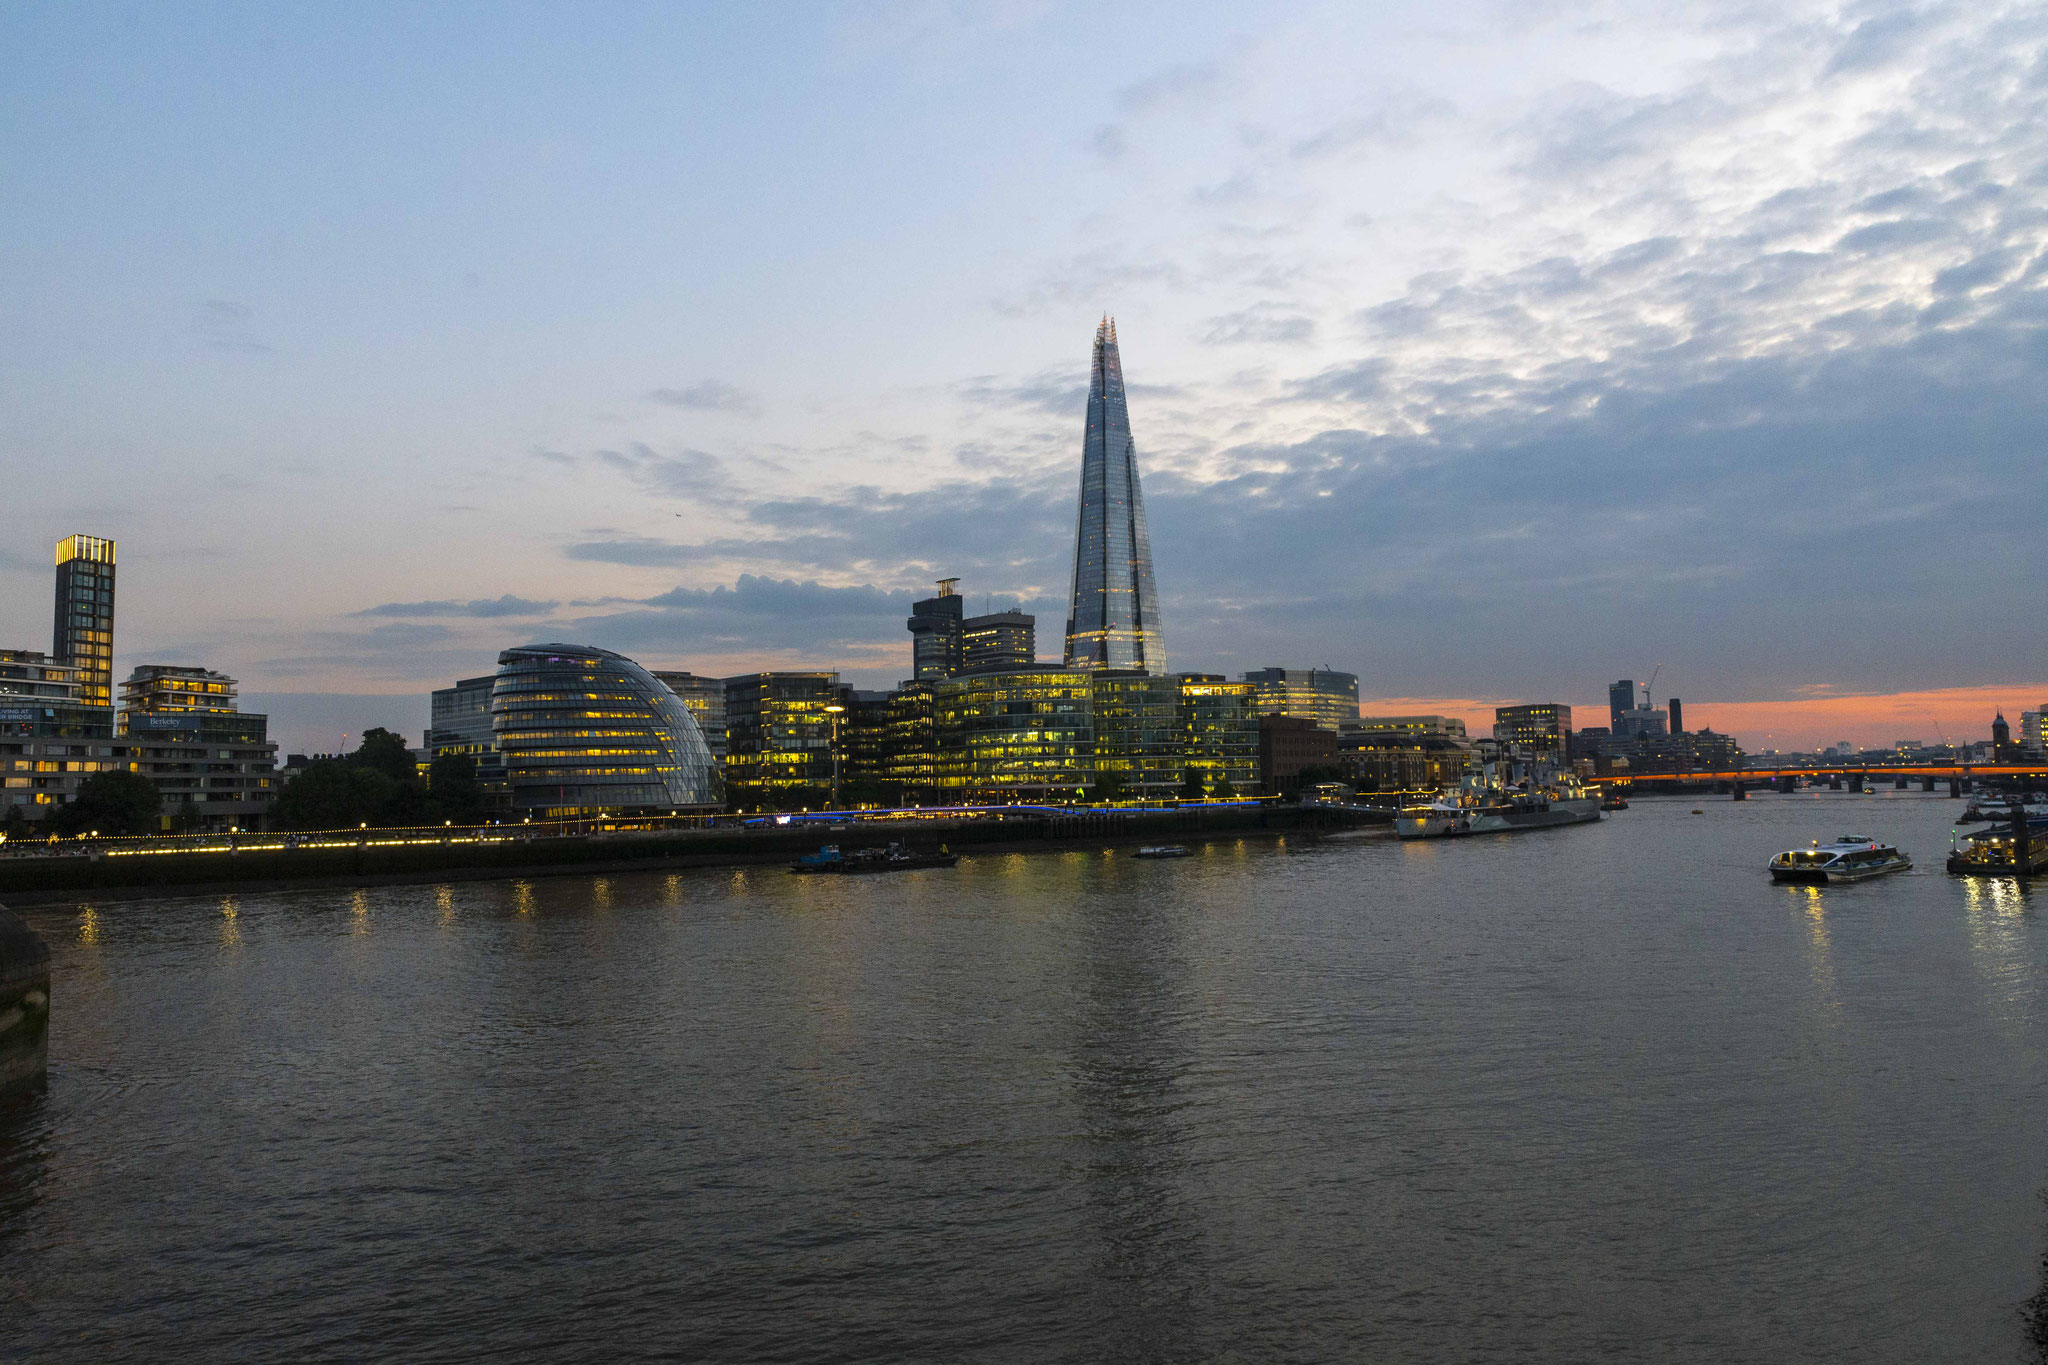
[1641,664,1662,710]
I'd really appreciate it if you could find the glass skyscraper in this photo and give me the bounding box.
[53,534,116,707]
[1063,318,1164,674]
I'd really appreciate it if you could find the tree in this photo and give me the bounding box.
[169,803,206,834]
[353,727,417,784]
[1180,767,1208,801]
[1,806,30,842]
[50,770,163,837]
[426,752,486,824]
[1091,769,1126,805]
[273,761,402,830]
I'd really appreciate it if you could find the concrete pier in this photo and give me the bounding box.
[0,902,49,1098]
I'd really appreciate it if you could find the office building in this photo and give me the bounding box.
[2022,708,2046,758]
[932,665,1095,802]
[883,681,939,805]
[1608,680,1635,732]
[53,534,116,707]
[1064,318,1165,673]
[1259,715,1336,796]
[1091,670,1178,800]
[1614,705,1668,739]
[1175,674,1257,796]
[650,671,729,761]
[1336,730,1475,796]
[1493,703,1572,758]
[1242,667,1360,732]
[1357,714,1467,739]
[1667,698,1684,735]
[426,674,508,805]
[0,650,118,822]
[491,644,719,816]
[723,671,839,810]
[119,666,279,830]
[833,686,894,805]
[907,579,965,680]
[961,610,1036,672]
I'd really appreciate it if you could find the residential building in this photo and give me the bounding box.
[1625,728,1745,775]
[1091,670,1178,800]
[2021,708,2046,758]
[933,665,1095,803]
[426,674,508,807]
[961,610,1036,672]
[650,671,729,761]
[491,644,719,816]
[119,666,280,830]
[0,650,118,822]
[52,534,116,707]
[1259,715,1335,797]
[1064,318,1165,673]
[1242,667,1360,732]
[907,579,965,680]
[1176,674,1257,796]
[723,670,839,810]
[1493,703,1572,758]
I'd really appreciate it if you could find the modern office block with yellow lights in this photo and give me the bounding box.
[1241,667,1360,733]
[933,666,1095,802]
[1175,673,1258,795]
[492,644,719,816]
[1492,703,1573,759]
[722,670,839,811]
[1091,669,1178,800]
[53,534,116,707]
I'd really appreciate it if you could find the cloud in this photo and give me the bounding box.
[646,380,758,415]
[192,299,275,354]
[1289,92,1458,159]
[1117,62,1225,115]
[1202,303,1315,346]
[355,595,559,619]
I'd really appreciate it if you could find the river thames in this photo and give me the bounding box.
[3,793,2046,1362]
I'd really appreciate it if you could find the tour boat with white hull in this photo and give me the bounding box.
[1395,761,1602,839]
[1946,818,2048,876]
[1769,836,1911,883]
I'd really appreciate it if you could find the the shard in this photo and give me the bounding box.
[1063,317,1165,673]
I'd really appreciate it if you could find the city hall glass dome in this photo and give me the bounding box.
[492,644,719,814]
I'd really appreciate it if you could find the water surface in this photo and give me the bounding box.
[3,793,2045,1362]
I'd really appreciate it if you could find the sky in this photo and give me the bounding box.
[2,0,2044,753]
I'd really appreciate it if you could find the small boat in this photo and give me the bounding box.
[1770,836,1911,883]
[1600,792,1629,811]
[1133,845,1192,859]
[790,842,958,875]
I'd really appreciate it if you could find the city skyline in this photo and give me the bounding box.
[3,2,2045,753]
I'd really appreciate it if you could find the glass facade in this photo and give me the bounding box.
[0,650,117,820]
[1090,670,1178,800]
[649,671,729,761]
[427,674,508,806]
[1175,674,1257,795]
[960,610,1035,672]
[883,681,938,804]
[1241,667,1360,732]
[1064,319,1164,673]
[491,645,719,815]
[52,534,116,707]
[907,579,965,680]
[934,666,1095,802]
[722,671,839,811]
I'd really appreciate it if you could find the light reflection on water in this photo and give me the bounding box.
[4,794,2048,1364]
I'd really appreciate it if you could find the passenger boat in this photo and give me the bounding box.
[1959,792,2048,824]
[1600,791,1629,811]
[1133,845,1192,859]
[1395,761,1601,839]
[1769,836,1911,883]
[790,842,958,875]
[1946,820,2048,876]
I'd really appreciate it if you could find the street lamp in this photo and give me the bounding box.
[824,703,845,810]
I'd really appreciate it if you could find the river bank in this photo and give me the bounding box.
[0,803,1383,905]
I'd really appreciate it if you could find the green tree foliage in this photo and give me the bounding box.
[426,752,486,824]
[1091,768,1126,804]
[274,730,496,830]
[353,727,418,784]
[2,805,33,842]
[50,770,163,837]
[1180,767,1208,801]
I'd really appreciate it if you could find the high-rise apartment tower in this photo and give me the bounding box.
[53,534,116,707]
[1064,319,1164,673]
